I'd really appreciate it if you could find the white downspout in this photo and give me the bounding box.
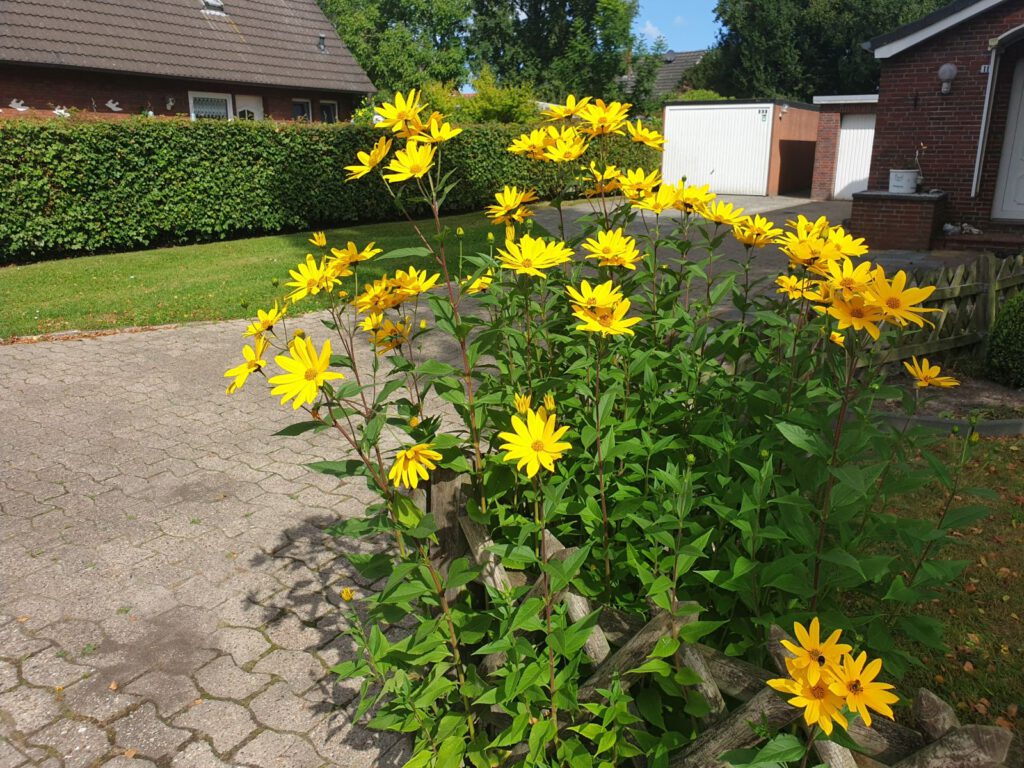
[972,46,1000,197]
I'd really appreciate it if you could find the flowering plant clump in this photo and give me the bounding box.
[227,91,982,766]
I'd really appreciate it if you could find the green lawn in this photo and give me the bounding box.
[0,212,501,339]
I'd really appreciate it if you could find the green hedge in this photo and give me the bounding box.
[987,291,1024,389]
[0,118,658,263]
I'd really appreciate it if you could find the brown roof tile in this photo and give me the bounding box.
[0,0,375,93]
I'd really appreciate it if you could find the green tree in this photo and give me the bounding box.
[692,0,944,100]
[318,0,472,92]
[467,0,645,101]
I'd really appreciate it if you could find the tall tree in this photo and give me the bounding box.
[692,0,945,100]
[467,0,644,101]
[318,0,472,92]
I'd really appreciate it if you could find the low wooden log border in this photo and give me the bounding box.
[422,476,1015,768]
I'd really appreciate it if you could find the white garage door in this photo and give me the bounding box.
[662,103,773,196]
[833,113,876,200]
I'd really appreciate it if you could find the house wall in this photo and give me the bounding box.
[867,0,1024,228]
[0,63,360,121]
[811,102,877,200]
[767,105,818,195]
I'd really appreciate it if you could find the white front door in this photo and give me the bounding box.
[235,95,264,121]
[833,113,875,200]
[993,58,1024,219]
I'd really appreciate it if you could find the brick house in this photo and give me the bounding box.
[851,0,1024,251]
[0,0,374,123]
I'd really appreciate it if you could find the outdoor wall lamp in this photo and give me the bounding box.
[938,63,958,95]
[166,96,176,111]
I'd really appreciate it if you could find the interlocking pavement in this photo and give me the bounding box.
[0,313,414,766]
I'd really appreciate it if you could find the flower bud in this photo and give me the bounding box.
[340,587,355,602]
[456,227,465,238]
[419,320,427,330]
[487,232,495,244]
[759,449,769,460]
[970,432,980,443]
[271,277,279,287]
[686,454,696,466]
[951,425,960,435]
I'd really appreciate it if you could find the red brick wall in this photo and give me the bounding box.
[851,192,947,250]
[869,0,1024,227]
[810,102,877,200]
[0,63,361,122]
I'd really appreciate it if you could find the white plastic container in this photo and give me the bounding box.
[888,169,919,194]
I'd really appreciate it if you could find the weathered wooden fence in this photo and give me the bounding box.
[422,471,1017,768]
[882,252,1024,363]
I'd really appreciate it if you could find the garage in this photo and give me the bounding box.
[661,100,819,196]
[810,95,878,201]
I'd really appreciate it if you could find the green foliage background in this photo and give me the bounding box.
[987,291,1024,388]
[0,118,657,263]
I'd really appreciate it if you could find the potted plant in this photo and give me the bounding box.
[889,142,926,193]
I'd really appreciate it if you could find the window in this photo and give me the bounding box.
[292,99,312,122]
[319,100,338,124]
[188,91,233,120]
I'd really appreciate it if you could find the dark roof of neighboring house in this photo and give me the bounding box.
[863,0,1007,55]
[653,50,705,95]
[0,0,375,93]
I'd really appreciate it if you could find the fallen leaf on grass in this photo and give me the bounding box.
[1008,704,1019,718]
[965,582,978,594]
[963,661,975,673]
[995,716,1014,730]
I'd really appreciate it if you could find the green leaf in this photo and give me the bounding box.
[273,421,322,436]
[649,635,681,659]
[754,732,807,762]
[775,422,829,458]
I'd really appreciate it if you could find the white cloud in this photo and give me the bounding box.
[640,20,663,40]
[673,15,686,26]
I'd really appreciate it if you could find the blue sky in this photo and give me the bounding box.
[635,0,721,52]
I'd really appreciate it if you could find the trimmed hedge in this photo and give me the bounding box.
[987,291,1024,389]
[0,118,658,263]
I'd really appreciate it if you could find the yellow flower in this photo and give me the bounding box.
[582,228,641,269]
[286,254,337,302]
[675,184,715,214]
[822,295,885,341]
[619,168,661,201]
[634,184,679,214]
[830,331,846,347]
[344,136,393,180]
[573,299,641,337]
[625,119,665,150]
[702,200,746,227]
[768,657,849,736]
[828,652,899,728]
[330,241,382,274]
[826,258,875,298]
[419,319,427,330]
[353,276,401,314]
[360,312,384,332]
[566,280,624,312]
[388,443,442,489]
[542,127,588,162]
[787,214,832,239]
[244,302,286,337]
[309,231,327,248]
[418,115,463,143]
[733,215,784,248]
[865,268,938,327]
[485,186,538,225]
[543,393,556,414]
[582,162,622,197]
[368,318,412,354]
[383,140,436,183]
[498,408,572,478]
[408,416,421,428]
[374,89,426,133]
[903,356,959,388]
[508,127,553,160]
[340,587,355,602]
[224,335,269,394]
[514,392,532,414]
[497,234,573,278]
[462,269,494,295]
[578,98,631,137]
[541,94,592,121]
[775,275,814,301]
[779,618,852,686]
[828,226,870,258]
[268,337,344,410]
[391,266,440,298]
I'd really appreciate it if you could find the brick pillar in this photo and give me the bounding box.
[811,111,840,200]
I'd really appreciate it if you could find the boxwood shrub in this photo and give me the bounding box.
[987,291,1024,389]
[0,118,658,263]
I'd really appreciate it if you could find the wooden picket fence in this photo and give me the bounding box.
[881,252,1024,364]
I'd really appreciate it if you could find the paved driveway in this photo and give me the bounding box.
[0,318,406,767]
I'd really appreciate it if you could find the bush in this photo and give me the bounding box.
[987,291,1024,388]
[0,117,657,263]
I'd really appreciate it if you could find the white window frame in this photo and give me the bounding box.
[319,99,339,124]
[292,98,312,122]
[188,90,233,121]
